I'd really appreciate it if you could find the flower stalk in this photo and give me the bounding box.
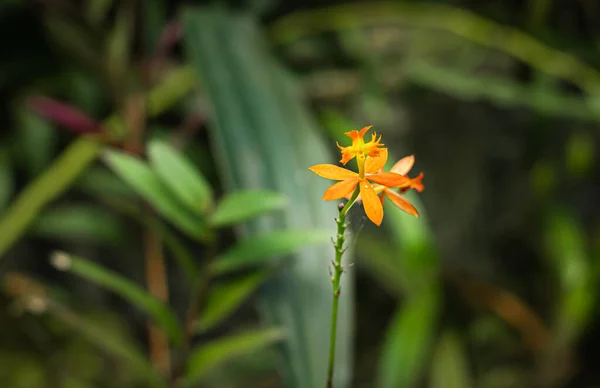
[327,186,360,388]
[309,125,424,387]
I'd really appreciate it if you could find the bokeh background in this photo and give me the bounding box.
[1,0,600,387]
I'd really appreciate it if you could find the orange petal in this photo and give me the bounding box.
[368,172,410,188]
[309,164,358,180]
[345,125,372,141]
[409,172,425,192]
[359,179,383,226]
[323,178,359,200]
[390,155,415,175]
[358,125,372,137]
[384,189,419,217]
[365,148,388,174]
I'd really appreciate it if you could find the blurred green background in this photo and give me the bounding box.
[1,0,600,387]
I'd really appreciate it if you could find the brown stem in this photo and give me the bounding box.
[144,229,171,374]
[122,90,172,376]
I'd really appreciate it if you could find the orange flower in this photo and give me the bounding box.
[337,126,384,166]
[352,149,424,217]
[309,149,411,226]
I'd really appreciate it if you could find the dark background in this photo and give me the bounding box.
[1,0,600,387]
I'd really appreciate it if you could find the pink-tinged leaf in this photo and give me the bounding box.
[28,96,102,134]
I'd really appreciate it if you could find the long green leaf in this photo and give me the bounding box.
[0,148,13,212]
[183,9,354,387]
[105,4,132,86]
[195,271,270,333]
[147,66,196,117]
[0,65,197,261]
[31,205,125,245]
[52,304,165,387]
[148,139,213,214]
[0,138,102,259]
[75,166,137,198]
[103,149,208,240]
[75,181,199,281]
[544,209,595,343]
[429,331,473,388]
[270,2,600,96]
[50,251,183,345]
[184,328,285,386]
[210,190,288,228]
[378,291,439,388]
[2,273,163,387]
[211,230,331,275]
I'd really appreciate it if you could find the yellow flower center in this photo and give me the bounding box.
[337,126,384,167]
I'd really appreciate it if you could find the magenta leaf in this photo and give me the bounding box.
[28,96,102,134]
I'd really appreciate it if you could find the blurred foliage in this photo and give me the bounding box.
[1,0,600,387]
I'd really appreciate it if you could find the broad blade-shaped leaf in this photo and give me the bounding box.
[103,148,208,240]
[211,230,330,275]
[50,252,183,345]
[183,8,354,387]
[148,139,213,213]
[195,270,270,333]
[209,190,288,228]
[184,328,284,385]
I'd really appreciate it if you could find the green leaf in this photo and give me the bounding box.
[2,274,163,387]
[31,205,125,245]
[544,209,595,342]
[15,110,57,176]
[103,148,208,240]
[50,251,183,345]
[378,291,439,388]
[0,149,13,212]
[54,305,164,387]
[566,132,595,177]
[148,139,213,214]
[147,66,196,117]
[143,0,167,54]
[0,138,103,261]
[184,328,284,386]
[77,182,200,282]
[211,230,330,275]
[355,233,406,297]
[183,8,353,388]
[429,331,473,388]
[210,190,288,227]
[0,64,195,262]
[195,271,270,333]
[270,2,600,96]
[75,166,137,198]
[85,0,113,25]
[105,4,132,86]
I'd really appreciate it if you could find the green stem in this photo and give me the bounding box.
[326,187,360,388]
